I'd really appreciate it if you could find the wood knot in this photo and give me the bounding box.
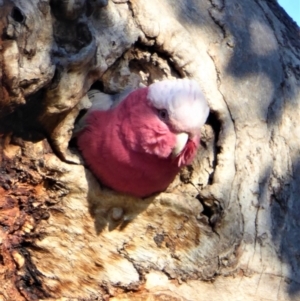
[110,207,124,221]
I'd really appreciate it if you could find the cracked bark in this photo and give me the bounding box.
[0,0,299,300]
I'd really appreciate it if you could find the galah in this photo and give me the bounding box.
[76,79,209,198]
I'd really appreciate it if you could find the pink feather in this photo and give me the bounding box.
[77,81,207,197]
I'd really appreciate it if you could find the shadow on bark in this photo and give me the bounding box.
[175,0,300,296]
[175,0,300,124]
[85,166,154,235]
[270,157,300,295]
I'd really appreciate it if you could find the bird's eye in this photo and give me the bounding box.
[158,109,168,121]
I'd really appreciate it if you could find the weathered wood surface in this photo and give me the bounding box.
[0,0,299,300]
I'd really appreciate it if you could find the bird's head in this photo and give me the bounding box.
[120,78,209,167]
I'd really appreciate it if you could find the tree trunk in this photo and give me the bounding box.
[0,0,299,300]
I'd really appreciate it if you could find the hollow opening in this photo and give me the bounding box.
[11,7,25,23]
[69,80,106,150]
[197,196,224,228]
[0,90,46,143]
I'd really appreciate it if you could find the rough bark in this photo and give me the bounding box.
[0,0,299,300]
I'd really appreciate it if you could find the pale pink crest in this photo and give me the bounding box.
[147,78,209,134]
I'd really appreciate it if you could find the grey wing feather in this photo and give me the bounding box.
[110,88,134,108]
[87,90,115,111]
[73,88,134,136]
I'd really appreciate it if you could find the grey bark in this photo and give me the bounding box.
[0,0,299,300]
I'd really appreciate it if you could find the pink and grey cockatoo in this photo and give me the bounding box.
[76,79,209,198]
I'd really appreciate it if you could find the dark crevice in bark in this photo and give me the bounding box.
[210,0,225,11]
[16,248,51,300]
[0,89,47,143]
[53,21,93,54]
[11,7,25,24]
[90,80,105,91]
[205,111,221,185]
[208,3,228,39]
[197,196,224,230]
